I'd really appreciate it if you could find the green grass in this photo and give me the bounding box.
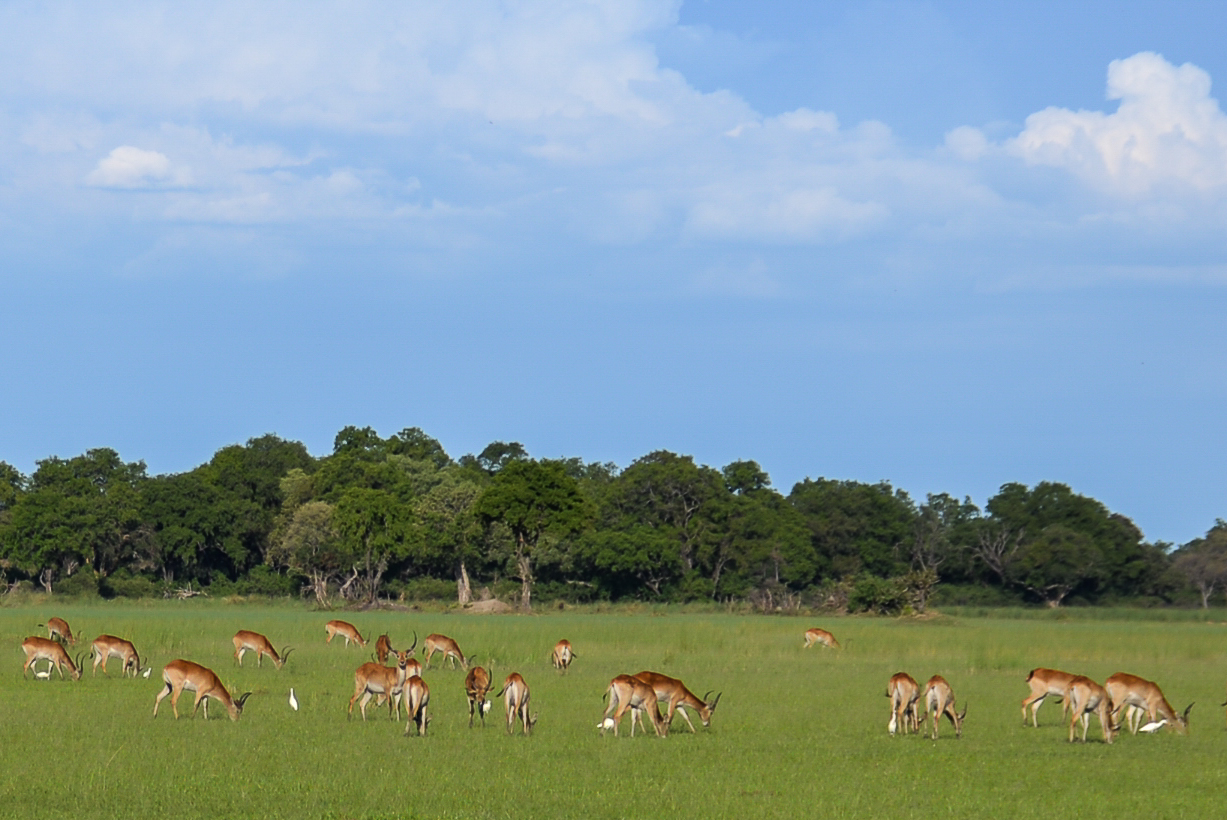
[2,602,1226,819]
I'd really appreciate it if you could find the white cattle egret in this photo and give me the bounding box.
[289,688,299,711]
[1139,719,1167,733]
[34,669,51,680]
[482,699,492,715]
[598,717,615,730]
[142,667,152,678]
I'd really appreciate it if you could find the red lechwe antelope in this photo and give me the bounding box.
[803,628,841,649]
[602,674,667,738]
[552,639,575,672]
[1021,667,1077,727]
[324,620,369,648]
[40,617,77,646]
[232,630,294,669]
[349,650,413,721]
[1067,675,1114,744]
[888,672,921,735]
[497,673,537,736]
[1105,672,1191,735]
[90,635,143,678]
[923,675,967,739]
[403,676,430,736]
[465,665,494,728]
[21,636,83,680]
[631,671,720,733]
[422,634,467,670]
[153,660,251,721]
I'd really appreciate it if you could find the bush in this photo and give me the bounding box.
[848,574,908,615]
[100,571,163,599]
[56,571,101,598]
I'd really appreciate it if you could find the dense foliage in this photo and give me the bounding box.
[0,426,1220,609]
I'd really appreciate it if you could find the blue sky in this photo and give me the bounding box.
[2,0,1225,544]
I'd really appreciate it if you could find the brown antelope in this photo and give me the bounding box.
[803,627,841,649]
[153,660,251,721]
[40,617,77,646]
[1067,675,1114,744]
[1021,667,1077,727]
[403,676,430,737]
[602,674,667,737]
[1105,672,1191,735]
[888,672,921,735]
[552,639,575,672]
[923,675,967,739]
[465,665,494,728]
[90,635,143,678]
[375,634,394,664]
[325,620,368,648]
[21,636,83,680]
[422,634,467,670]
[232,630,294,669]
[631,671,720,733]
[497,673,537,736]
[348,649,413,721]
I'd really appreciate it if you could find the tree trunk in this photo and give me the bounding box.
[38,568,54,595]
[456,560,472,606]
[309,570,330,606]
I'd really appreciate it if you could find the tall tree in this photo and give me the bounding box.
[267,501,344,605]
[333,488,411,603]
[1173,521,1227,608]
[789,478,915,579]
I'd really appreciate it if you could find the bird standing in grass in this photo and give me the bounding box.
[1139,719,1167,733]
[289,688,299,711]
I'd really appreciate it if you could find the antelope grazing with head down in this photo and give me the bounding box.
[21,636,83,681]
[422,634,467,670]
[497,673,537,736]
[465,665,494,728]
[154,660,251,721]
[232,630,293,669]
[602,674,667,738]
[888,673,921,735]
[1105,672,1191,735]
[552,640,575,672]
[1021,667,1077,727]
[803,628,840,650]
[1067,675,1114,744]
[90,635,143,678]
[923,675,966,739]
[349,649,413,721]
[324,620,368,648]
[631,671,720,733]
[40,617,77,646]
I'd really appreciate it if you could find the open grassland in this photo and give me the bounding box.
[2,602,1226,820]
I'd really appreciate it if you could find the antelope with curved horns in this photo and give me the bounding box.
[153,660,251,721]
[325,620,369,648]
[1105,672,1191,735]
[496,673,537,736]
[923,675,966,739]
[552,639,575,672]
[403,676,431,737]
[602,674,667,738]
[348,650,413,721]
[803,628,841,649]
[422,634,467,670]
[888,672,921,735]
[21,637,83,681]
[465,665,494,728]
[1067,675,1114,744]
[1022,668,1077,727]
[373,632,415,666]
[232,630,294,669]
[40,617,77,646]
[631,671,720,733]
[90,635,143,678]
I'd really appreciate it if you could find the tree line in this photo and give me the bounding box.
[1,426,1224,610]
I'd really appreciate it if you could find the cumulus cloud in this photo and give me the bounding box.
[1009,52,1227,194]
[85,146,186,188]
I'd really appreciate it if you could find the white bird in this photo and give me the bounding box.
[34,669,51,680]
[289,688,299,711]
[1139,719,1167,733]
[598,717,615,730]
[142,667,152,678]
[482,699,492,715]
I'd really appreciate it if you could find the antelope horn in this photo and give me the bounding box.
[1184,703,1195,718]
[710,692,723,711]
[408,631,418,654]
[236,692,253,708]
[281,646,295,663]
[703,690,714,703]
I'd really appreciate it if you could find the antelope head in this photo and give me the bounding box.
[279,647,295,667]
[956,704,968,739]
[1176,703,1193,734]
[701,690,722,726]
[233,691,253,720]
[71,653,85,681]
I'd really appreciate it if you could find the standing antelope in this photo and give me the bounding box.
[888,672,921,735]
[465,665,494,728]
[403,676,430,736]
[1104,672,1191,735]
[497,673,536,736]
[603,674,668,738]
[153,660,251,721]
[1067,675,1114,744]
[375,634,394,664]
[552,639,575,672]
[40,617,77,646]
[923,675,966,739]
[21,637,83,680]
[90,635,143,678]
[325,620,368,648]
[232,630,294,669]
[631,671,720,733]
[422,634,467,670]
[1022,667,1077,727]
[349,650,413,721]
[803,628,841,649]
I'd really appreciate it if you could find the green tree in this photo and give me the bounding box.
[267,501,344,605]
[789,478,915,579]
[411,472,484,604]
[334,488,411,603]
[1173,521,1227,608]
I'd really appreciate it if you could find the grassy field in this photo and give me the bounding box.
[2,601,1225,820]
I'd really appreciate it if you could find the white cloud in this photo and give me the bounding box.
[1009,52,1227,194]
[85,146,186,188]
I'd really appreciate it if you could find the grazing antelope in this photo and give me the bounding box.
[232,630,294,669]
[552,639,575,672]
[403,676,430,737]
[422,634,467,670]
[1022,667,1077,727]
[1067,675,1114,744]
[90,635,142,678]
[496,673,537,736]
[1104,672,1191,735]
[153,660,251,721]
[803,628,841,649]
[349,649,413,721]
[375,634,394,665]
[631,671,721,733]
[923,675,966,739]
[888,672,921,735]
[21,637,83,681]
[603,674,667,738]
[465,665,494,728]
[40,617,77,646]
[325,620,368,648]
